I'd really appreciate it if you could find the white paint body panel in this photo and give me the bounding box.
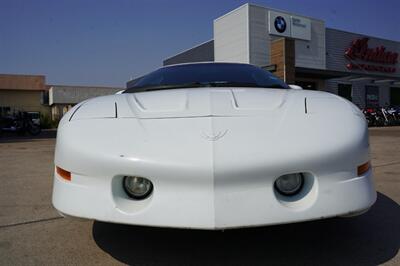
[52,87,376,229]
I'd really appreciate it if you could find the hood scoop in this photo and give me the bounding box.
[127,88,288,119]
[132,89,188,113]
[69,88,290,121]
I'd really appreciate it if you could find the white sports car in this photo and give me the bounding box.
[52,62,376,229]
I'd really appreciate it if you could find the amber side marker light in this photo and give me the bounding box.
[56,166,71,181]
[357,161,371,176]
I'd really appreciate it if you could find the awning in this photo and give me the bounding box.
[295,67,400,82]
[295,67,350,79]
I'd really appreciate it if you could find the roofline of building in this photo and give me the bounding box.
[0,73,46,91]
[213,3,325,23]
[0,73,45,78]
[213,3,249,23]
[164,3,326,62]
[296,66,400,81]
[48,84,123,89]
[163,3,400,66]
[326,27,400,43]
[248,3,325,22]
[163,39,214,62]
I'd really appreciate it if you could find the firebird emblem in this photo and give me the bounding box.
[201,129,228,141]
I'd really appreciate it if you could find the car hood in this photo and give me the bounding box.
[66,87,354,121]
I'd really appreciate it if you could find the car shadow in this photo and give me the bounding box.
[92,192,399,266]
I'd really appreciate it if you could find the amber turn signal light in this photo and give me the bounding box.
[56,166,71,181]
[357,161,370,176]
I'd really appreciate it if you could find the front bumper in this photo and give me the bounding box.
[52,168,376,230]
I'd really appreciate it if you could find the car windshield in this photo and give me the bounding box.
[124,63,289,93]
[27,113,40,119]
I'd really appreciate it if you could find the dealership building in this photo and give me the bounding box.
[162,3,400,108]
[0,73,121,121]
[48,85,121,120]
[0,74,50,117]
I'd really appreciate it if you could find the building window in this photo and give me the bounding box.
[338,84,352,102]
[390,87,400,106]
[365,85,379,108]
[41,91,49,105]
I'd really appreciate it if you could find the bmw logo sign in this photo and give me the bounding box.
[274,16,287,33]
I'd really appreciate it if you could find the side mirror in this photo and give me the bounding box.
[115,90,125,94]
[289,85,303,90]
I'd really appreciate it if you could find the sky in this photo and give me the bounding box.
[0,0,399,87]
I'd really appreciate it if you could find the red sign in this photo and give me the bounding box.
[344,38,398,73]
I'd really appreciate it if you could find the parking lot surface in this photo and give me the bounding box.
[0,128,399,265]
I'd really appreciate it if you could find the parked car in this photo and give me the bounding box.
[27,111,41,126]
[52,63,376,229]
[0,111,41,136]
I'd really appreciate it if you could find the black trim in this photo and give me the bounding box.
[296,67,400,81]
[296,67,350,80]
[69,104,83,121]
[304,98,308,114]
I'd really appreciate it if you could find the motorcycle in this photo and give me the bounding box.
[386,106,400,126]
[363,108,381,127]
[0,111,41,136]
[362,108,374,127]
[362,106,400,127]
